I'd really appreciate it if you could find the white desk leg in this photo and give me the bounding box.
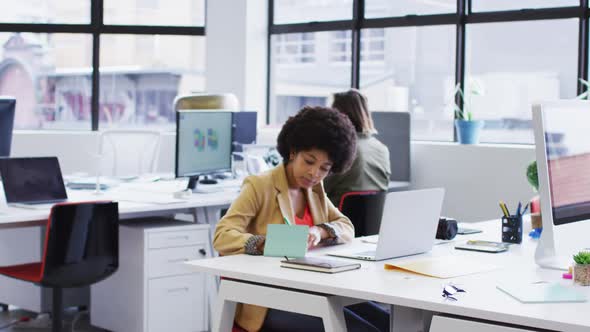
[320,297,348,332]
[213,281,237,332]
[391,305,430,332]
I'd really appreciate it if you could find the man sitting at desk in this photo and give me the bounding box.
[214,107,389,332]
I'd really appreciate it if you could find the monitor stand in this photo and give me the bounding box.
[187,175,218,191]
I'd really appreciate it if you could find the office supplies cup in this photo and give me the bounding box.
[502,215,523,244]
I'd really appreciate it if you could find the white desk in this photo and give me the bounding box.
[187,220,590,332]
[0,179,240,318]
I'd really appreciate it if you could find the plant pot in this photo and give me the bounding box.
[574,264,590,286]
[455,120,484,145]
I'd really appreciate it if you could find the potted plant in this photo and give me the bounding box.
[573,251,590,286]
[453,82,484,144]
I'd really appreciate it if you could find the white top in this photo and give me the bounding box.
[186,219,590,332]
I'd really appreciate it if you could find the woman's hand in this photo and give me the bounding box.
[307,226,328,249]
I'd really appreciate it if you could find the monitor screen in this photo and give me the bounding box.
[231,111,257,153]
[176,111,233,177]
[0,98,16,157]
[542,106,590,226]
[0,157,68,204]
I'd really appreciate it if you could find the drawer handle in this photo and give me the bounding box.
[168,258,189,263]
[199,248,206,256]
[167,287,189,293]
[167,236,189,241]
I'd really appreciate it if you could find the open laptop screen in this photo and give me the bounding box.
[0,157,67,204]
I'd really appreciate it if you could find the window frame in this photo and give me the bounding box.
[267,0,590,144]
[0,0,206,131]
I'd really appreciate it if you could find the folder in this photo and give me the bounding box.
[497,282,587,303]
[264,224,308,258]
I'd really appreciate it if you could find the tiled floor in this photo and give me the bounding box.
[0,307,107,332]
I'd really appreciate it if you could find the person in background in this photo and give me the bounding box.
[325,89,391,207]
[214,106,389,332]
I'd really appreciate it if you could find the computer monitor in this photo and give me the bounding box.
[0,97,16,157]
[372,111,410,182]
[231,111,257,153]
[533,100,590,270]
[175,110,233,190]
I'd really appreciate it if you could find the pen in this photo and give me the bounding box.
[521,202,530,216]
[283,216,292,226]
[516,202,522,216]
[499,201,510,217]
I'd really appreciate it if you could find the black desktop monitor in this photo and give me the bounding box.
[231,111,257,153]
[372,111,410,182]
[0,98,16,157]
[175,110,233,190]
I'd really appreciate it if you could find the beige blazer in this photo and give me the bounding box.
[213,164,354,331]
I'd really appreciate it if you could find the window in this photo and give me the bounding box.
[274,0,353,24]
[466,19,578,144]
[331,30,385,64]
[275,33,316,64]
[360,26,456,141]
[269,31,351,124]
[0,0,206,131]
[471,0,578,12]
[365,0,456,18]
[268,0,590,144]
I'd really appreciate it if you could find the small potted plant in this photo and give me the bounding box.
[573,251,590,286]
[452,82,484,144]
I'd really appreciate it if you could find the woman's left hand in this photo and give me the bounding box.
[307,226,327,249]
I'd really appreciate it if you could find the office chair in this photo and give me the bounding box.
[98,129,161,177]
[338,191,386,237]
[174,93,240,111]
[0,201,119,332]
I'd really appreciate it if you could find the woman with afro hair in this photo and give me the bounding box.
[214,106,389,332]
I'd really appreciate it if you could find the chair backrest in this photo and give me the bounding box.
[174,93,240,111]
[41,201,119,288]
[339,191,387,237]
[372,111,411,182]
[99,129,161,177]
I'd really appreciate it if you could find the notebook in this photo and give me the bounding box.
[497,282,587,303]
[281,257,361,273]
[263,224,308,258]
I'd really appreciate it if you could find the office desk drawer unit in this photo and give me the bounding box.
[91,220,210,332]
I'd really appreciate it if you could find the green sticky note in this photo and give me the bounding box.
[264,224,309,258]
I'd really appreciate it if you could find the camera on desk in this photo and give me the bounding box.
[436,216,458,240]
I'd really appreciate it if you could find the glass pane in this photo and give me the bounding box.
[274,0,352,24]
[360,26,456,141]
[270,31,351,124]
[104,0,205,26]
[365,0,456,18]
[0,0,90,24]
[100,35,206,130]
[466,19,578,144]
[0,33,92,130]
[472,0,578,12]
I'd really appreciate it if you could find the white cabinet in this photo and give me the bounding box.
[91,220,210,332]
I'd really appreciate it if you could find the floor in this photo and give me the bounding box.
[0,307,107,332]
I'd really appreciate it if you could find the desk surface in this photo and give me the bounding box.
[187,220,590,332]
[0,179,241,227]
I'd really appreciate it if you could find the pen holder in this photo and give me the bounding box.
[502,215,522,244]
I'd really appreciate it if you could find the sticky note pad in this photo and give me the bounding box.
[264,224,309,258]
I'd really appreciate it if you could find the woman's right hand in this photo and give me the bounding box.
[256,237,266,253]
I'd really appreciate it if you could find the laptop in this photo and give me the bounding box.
[329,188,445,261]
[0,157,68,209]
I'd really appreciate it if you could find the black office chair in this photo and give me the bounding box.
[0,201,119,332]
[338,191,386,237]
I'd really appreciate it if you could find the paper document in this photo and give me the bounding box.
[264,224,308,258]
[384,256,499,279]
[497,282,587,303]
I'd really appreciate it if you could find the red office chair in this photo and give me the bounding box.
[0,201,119,332]
[338,191,387,237]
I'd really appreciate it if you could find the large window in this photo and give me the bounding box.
[268,0,590,144]
[0,0,205,130]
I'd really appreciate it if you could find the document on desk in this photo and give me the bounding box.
[497,282,587,303]
[384,256,499,279]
